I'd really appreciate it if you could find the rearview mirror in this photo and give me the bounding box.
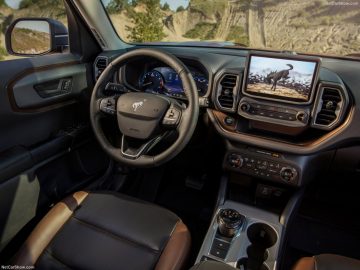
[5,18,69,56]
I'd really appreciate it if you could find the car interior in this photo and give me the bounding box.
[0,0,359,269]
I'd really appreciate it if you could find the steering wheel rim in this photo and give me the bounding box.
[90,48,199,167]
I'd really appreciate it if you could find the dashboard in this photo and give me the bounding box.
[94,47,360,188]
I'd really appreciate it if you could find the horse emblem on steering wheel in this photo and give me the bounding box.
[132,100,146,112]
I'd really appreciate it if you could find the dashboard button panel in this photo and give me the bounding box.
[238,97,310,128]
[225,152,299,185]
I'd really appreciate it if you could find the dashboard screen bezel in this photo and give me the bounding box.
[242,52,321,105]
[121,57,211,100]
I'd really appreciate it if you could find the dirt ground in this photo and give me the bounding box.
[247,83,308,101]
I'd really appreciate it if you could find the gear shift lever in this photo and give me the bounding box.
[217,209,243,237]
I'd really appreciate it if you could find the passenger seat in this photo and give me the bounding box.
[293,254,360,270]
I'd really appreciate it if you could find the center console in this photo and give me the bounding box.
[195,51,352,270]
[196,201,283,270]
[209,51,350,188]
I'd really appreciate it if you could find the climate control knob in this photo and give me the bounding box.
[280,167,298,182]
[239,102,251,112]
[228,154,244,168]
[296,111,307,122]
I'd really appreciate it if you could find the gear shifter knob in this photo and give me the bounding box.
[217,209,243,237]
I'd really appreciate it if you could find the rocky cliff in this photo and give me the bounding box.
[163,0,359,55]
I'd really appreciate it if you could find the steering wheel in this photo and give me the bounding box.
[90,48,199,167]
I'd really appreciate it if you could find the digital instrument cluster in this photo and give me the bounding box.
[139,67,209,98]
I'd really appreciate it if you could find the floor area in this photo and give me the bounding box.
[282,171,360,269]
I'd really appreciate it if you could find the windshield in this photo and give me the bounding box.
[101,0,360,57]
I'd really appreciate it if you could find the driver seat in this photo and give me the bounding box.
[13,191,191,270]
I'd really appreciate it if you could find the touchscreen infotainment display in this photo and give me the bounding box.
[244,54,319,103]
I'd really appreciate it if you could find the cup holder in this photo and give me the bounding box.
[247,223,278,248]
[236,223,277,270]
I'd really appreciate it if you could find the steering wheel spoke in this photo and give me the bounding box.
[120,133,166,160]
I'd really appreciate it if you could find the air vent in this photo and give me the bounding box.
[216,74,239,111]
[94,56,108,81]
[312,84,348,130]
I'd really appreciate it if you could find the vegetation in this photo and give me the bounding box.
[226,25,249,46]
[318,14,342,26]
[18,0,66,18]
[1,14,13,34]
[313,0,327,8]
[106,0,129,14]
[19,0,34,9]
[19,0,63,9]
[176,6,185,12]
[162,2,170,11]
[184,22,218,40]
[189,0,227,19]
[0,46,8,61]
[126,0,166,42]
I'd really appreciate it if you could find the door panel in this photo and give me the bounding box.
[0,54,84,152]
[0,53,109,257]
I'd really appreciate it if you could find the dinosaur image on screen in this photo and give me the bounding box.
[245,55,318,102]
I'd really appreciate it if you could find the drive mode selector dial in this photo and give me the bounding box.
[280,166,298,182]
[217,209,244,238]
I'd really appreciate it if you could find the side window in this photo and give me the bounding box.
[0,0,68,61]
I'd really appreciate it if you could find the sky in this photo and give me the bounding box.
[160,0,189,10]
[5,0,21,9]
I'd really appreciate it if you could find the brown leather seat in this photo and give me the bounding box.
[13,191,191,270]
[293,254,360,270]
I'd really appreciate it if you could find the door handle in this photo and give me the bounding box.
[35,78,72,98]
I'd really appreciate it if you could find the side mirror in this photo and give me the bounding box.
[5,18,69,56]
